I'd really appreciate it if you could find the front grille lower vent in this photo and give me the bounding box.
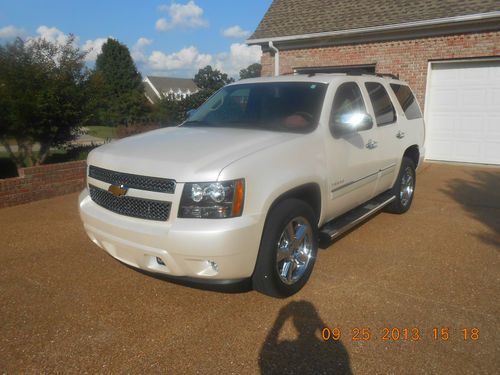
[89,184,171,221]
[89,165,176,193]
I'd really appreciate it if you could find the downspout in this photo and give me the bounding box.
[268,41,279,76]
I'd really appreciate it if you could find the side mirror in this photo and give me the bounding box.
[331,112,373,137]
[186,108,197,118]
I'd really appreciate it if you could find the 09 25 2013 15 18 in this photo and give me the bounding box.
[321,327,481,341]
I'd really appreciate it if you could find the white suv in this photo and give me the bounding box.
[79,73,425,297]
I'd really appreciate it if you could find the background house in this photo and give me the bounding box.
[143,76,199,103]
[248,0,500,165]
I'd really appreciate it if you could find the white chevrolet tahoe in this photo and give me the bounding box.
[79,73,425,297]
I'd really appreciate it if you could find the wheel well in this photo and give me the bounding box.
[268,184,321,224]
[404,145,420,167]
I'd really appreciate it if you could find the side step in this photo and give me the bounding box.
[319,190,396,248]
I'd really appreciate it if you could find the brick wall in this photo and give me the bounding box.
[0,161,86,209]
[261,31,500,109]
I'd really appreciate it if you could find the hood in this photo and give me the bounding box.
[87,126,298,182]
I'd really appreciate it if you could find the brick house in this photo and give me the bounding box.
[247,0,500,165]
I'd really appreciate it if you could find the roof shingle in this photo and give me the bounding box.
[249,0,500,40]
[146,76,199,93]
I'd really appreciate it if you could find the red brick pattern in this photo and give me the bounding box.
[0,161,86,209]
[261,31,500,108]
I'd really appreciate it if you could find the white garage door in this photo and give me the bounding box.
[426,60,500,165]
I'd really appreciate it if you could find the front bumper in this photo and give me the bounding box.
[78,189,263,281]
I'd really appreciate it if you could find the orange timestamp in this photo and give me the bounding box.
[321,327,480,342]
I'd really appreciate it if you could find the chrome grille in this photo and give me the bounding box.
[89,165,176,193]
[89,185,171,221]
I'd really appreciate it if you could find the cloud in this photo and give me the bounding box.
[82,37,109,62]
[0,25,26,40]
[155,1,208,31]
[222,25,250,39]
[32,25,78,46]
[214,43,262,76]
[155,18,169,31]
[134,37,152,50]
[142,43,261,77]
[148,46,212,71]
[24,25,108,62]
[131,37,153,63]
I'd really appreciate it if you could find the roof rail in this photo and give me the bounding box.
[281,71,401,79]
[375,72,399,79]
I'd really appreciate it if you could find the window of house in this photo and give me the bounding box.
[365,82,397,126]
[390,84,422,120]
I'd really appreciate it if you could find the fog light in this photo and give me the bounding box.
[156,257,166,266]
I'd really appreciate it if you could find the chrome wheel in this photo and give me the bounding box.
[276,216,313,285]
[399,167,414,207]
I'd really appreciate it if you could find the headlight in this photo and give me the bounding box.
[179,179,245,218]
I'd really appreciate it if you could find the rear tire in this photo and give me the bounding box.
[252,199,318,298]
[385,157,416,214]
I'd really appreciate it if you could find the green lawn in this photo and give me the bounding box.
[86,126,116,139]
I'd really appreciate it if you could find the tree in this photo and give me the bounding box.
[239,63,262,80]
[0,36,90,168]
[92,38,148,125]
[194,65,234,92]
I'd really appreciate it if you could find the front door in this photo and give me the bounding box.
[324,81,381,221]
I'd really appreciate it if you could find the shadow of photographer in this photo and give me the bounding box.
[259,300,352,375]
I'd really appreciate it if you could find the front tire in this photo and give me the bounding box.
[385,157,416,214]
[253,199,318,298]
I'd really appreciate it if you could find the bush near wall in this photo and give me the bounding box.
[0,161,86,209]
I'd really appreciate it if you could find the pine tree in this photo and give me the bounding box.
[92,38,147,125]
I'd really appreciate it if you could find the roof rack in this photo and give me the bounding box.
[375,73,399,79]
[290,70,399,79]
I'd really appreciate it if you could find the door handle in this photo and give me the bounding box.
[366,140,378,149]
[396,131,405,139]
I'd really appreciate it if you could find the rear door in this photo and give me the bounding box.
[363,81,401,194]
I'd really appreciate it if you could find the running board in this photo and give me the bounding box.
[319,190,396,248]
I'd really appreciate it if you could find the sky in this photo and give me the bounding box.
[0,0,272,78]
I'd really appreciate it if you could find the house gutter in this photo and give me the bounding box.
[268,41,280,76]
[247,11,500,45]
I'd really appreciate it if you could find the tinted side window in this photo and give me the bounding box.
[390,84,422,120]
[330,81,367,122]
[365,82,396,126]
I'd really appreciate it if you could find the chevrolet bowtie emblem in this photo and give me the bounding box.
[108,184,128,197]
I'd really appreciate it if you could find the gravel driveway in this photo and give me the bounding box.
[0,163,499,374]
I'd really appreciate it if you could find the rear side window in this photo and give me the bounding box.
[390,84,422,120]
[365,82,396,126]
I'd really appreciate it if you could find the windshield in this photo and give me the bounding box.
[183,82,328,133]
